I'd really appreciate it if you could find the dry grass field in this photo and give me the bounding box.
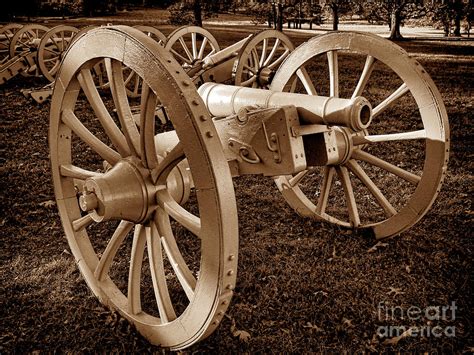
[1,15,473,353]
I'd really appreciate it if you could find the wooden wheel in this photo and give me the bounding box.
[133,25,166,45]
[165,26,219,77]
[50,26,238,349]
[37,25,79,82]
[270,32,449,239]
[233,30,294,89]
[9,24,49,76]
[9,23,49,58]
[121,25,168,98]
[0,23,22,65]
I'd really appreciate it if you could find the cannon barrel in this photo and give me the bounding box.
[202,35,251,68]
[198,82,372,131]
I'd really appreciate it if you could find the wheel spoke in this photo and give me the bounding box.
[288,169,309,187]
[240,75,257,87]
[151,142,185,183]
[169,48,192,65]
[77,68,130,157]
[346,160,397,217]
[263,38,280,67]
[316,166,335,214]
[191,32,198,60]
[60,164,101,179]
[352,55,376,99]
[133,74,140,95]
[327,50,339,98]
[44,47,59,55]
[243,64,256,74]
[146,223,177,323]
[61,109,121,164]
[157,190,201,237]
[156,209,196,301]
[95,221,134,280]
[139,84,159,169]
[352,130,427,145]
[296,68,317,95]
[72,214,94,232]
[106,58,141,157]
[335,165,360,227]
[128,224,146,315]
[372,83,409,118]
[259,38,268,67]
[267,48,290,70]
[352,149,421,185]
[197,36,208,59]
[178,37,194,61]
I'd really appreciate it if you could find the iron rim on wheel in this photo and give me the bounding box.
[271,32,449,239]
[50,26,238,349]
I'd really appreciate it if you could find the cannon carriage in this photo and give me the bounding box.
[48,26,449,349]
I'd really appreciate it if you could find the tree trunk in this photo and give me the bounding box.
[332,5,339,31]
[193,0,203,27]
[389,9,403,40]
[453,0,462,37]
[453,14,462,36]
[277,3,283,31]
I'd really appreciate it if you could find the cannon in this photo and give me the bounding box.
[165,26,296,88]
[49,26,449,349]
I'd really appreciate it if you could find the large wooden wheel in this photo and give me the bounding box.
[0,23,22,65]
[50,26,238,349]
[9,24,49,76]
[121,25,168,98]
[37,25,79,82]
[165,26,219,76]
[270,32,449,239]
[9,23,49,58]
[233,30,294,89]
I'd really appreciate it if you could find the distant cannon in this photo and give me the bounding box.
[49,26,449,349]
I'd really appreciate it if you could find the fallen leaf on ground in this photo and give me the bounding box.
[387,287,405,296]
[230,318,251,342]
[302,322,323,332]
[367,241,389,253]
[382,327,413,346]
[39,200,55,208]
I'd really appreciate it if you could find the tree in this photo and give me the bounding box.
[167,0,230,27]
[428,0,470,37]
[363,0,425,40]
[325,0,352,31]
[466,2,474,37]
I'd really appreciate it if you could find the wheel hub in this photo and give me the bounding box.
[79,158,157,223]
[257,67,274,87]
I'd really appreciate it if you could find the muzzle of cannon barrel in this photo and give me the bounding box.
[198,83,372,131]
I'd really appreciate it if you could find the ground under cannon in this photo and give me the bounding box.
[49,26,449,349]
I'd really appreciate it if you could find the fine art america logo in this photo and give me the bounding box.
[377,301,457,338]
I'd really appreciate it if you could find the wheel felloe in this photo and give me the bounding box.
[50,26,238,350]
[271,32,449,239]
